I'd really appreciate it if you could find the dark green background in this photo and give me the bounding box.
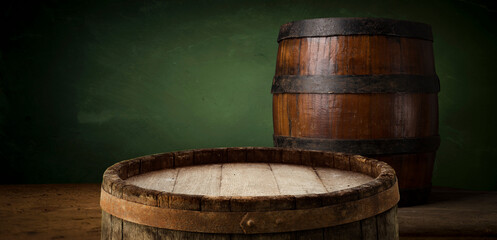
[1,0,496,190]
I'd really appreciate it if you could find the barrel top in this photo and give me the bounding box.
[102,147,397,209]
[100,147,399,234]
[277,17,433,42]
[126,162,373,197]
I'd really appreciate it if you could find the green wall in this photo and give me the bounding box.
[1,0,496,190]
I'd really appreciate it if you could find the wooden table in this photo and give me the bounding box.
[0,184,495,239]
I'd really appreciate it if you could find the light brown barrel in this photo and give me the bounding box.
[101,147,399,239]
[272,18,440,206]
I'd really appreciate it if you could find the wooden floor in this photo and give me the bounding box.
[0,184,495,240]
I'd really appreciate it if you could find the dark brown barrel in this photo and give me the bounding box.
[272,18,440,206]
[101,147,399,239]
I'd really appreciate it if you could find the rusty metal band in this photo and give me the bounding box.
[278,18,433,42]
[100,182,399,234]
[271,74,440,94]
[273,136,440,155]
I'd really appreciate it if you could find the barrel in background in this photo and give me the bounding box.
[272,18,440,206]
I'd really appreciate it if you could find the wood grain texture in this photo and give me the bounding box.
[220,163,279,197]
[173,164,221,196]
[324,221,362,240]
[111,176,124,240]
[1,184,495,239]
[377,206,399,239]
[276,36,435,76]
[124,163,373,196]
[0,184,102,240]
[272,34,439,206]
[273,93,438,139]
[101,210,112,240]
[270,164,327,195]
[103,148,397,214]
[360,217,378,239]
[101,208,398,240]
[315,167,373,192]
[98,148,399,239]
[125,168,178,192]
[123,219,157,239]
[157,228,231,240]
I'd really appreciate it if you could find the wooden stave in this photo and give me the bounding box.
[100,147,399,239]
[272,30,439,206]
[272,92,437,206]
[102,206,398,240]
[100,183,399,234]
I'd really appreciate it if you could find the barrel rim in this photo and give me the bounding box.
[101,147,397,211]
[100,147,399,233]
[277,17,433,42]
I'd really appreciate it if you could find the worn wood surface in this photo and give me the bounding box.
[0,184,101,240]
[125,168,178,193]
[219,163,280,197]
[399,188,497,239]
[101,204,397,239]
[174,164,222,196]
[0,184,495,239]
[99,148,398,238]
[102,148,397,213]
[126,163,372,196]
[272,34,439,206]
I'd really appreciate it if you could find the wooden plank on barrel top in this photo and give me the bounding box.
[270,163,327,195]
[125,168,178,192]
[315,167,372,193]
[172,164,222,196]
[220,163,280,197]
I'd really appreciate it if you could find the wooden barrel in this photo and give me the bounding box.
[272,18,440,206]
[101,147,399,239]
